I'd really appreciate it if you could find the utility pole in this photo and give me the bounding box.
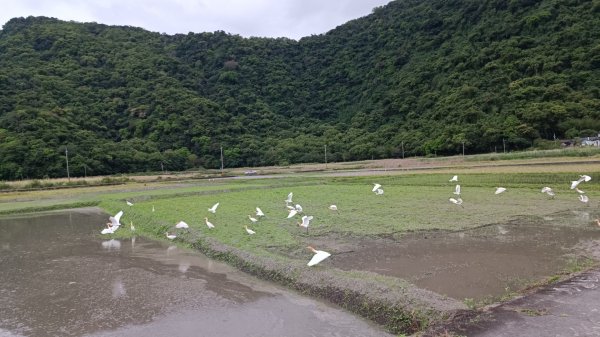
[84,164,87,178]
[502,138,506,153]
[324,144,328,169]
[65,147,70,181]
[160,162,164,173]
[401,141,405,159]
[220,146,224,176]
[462,141,465,156]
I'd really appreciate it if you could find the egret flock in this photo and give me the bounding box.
[102,173,596,266]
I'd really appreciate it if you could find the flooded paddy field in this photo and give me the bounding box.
[0,209,392,337]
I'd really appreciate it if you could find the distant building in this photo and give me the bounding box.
[581,133,600,147]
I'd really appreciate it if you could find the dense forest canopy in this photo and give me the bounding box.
[0,0,599,179]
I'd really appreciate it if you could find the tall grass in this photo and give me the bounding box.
[465,147,600,162]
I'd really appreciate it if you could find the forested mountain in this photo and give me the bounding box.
[0,0,599,179]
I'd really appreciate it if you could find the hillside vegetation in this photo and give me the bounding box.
[0,0,599,179]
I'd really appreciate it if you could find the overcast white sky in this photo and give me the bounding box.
[0,0,392,40]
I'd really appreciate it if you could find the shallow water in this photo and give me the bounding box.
[0,209,392,337]
[332,211,600,300]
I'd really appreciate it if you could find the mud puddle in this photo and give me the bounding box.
[331,211,600,300]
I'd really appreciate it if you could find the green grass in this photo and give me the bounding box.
[465,147,600,162]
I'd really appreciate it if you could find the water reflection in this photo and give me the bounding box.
[0,209,391,337]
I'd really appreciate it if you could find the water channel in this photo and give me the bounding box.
[0,209,392,337]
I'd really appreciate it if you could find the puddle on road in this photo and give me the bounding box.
[332,210,600,301]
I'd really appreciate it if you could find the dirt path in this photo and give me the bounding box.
[456,269,600,336]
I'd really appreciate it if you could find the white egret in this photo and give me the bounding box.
[541,187,555,198]
[298,215,314,233]
[208,202,219,214]
[449,175,458,182]
[101,210,124,234]
[130,221,135,231]
[575,188,585,194]
[165,232,176,240]
[287,209,298,218]
[372,183,381,192]
[256,207,265,217]
[328,205,338,211]
[449,197,463,207]
[295,204,303,213]
[579,195,589,203]
[579,175,592,182]
[175,221,189,229]
[495,187,507,194]
[244,225,256,235]
[285,192,293,204]
[454,184,461,195]
[248,215,258,223]
[204,217,215,229]
[375,188,384,195]
[126,201,133,206]
[307,246,331,266]
[570,180,581,190]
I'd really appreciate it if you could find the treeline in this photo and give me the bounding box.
[0,0,599,179]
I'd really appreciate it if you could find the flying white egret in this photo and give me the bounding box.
[285,192,293,204]
[248,215,258,223]
[306,246,331,266]
[579,195,589,203]
[130,221,135,231]
[298,215,314,233]
[449,175,458,182]
[449,197,463,207]
[454,184,461,195]
[570,180,581,190]
[256,207,265,217]
[165,232,176,240]
[375,188,384,195]
[175,221,189,229]
[204,217,214,229]
[208,202,220,214]
[328,205,338,211]
[495,187,507,194]
[244,225,255,235]
[295,204,303,213]
[579,175,592,182]
[372,183,381,192]
[287,209,298,218]
[126,201,133,206]
[101,210,124,234]
[541,187,555,198]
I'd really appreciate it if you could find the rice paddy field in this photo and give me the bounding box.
[1,155,599,334]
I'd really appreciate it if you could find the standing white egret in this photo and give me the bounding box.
[244,226,256,235]
[495,187,507,194]
[130,221,135,231]
[372,183,382,192]
[298,215,314,233]
[126,201,133,206]
[328,205,338,212]
[101,210,124,234]
[449,175,458,182]
[248,215,258,223]
[454,184,461,196]
[204,217,215,229]
[165,232,176,240]
[287,209,298,218]
[449,197,463,207]
[306,246,331,266]
[208,202,220,214]
[175,221,189,229]
[285,192,293,204]
[579,195,589,203]
[375,188,384,195]
[256,207,265,217]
